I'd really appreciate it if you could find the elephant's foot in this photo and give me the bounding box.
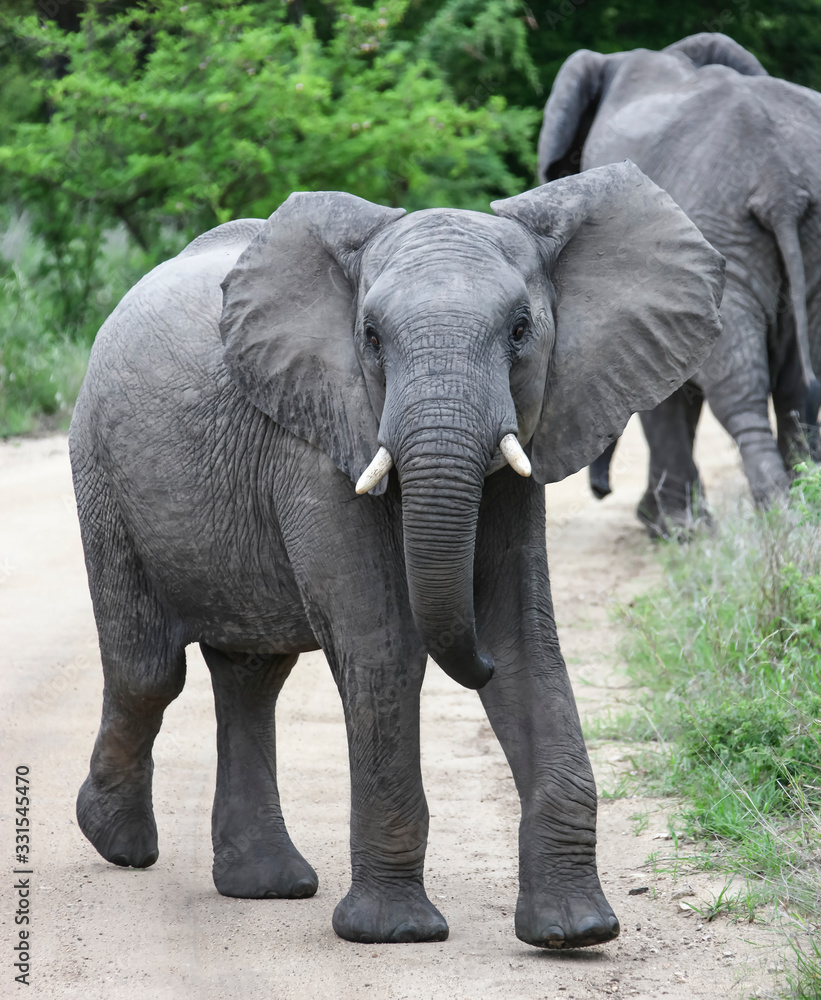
[332,880,449,943]
[515,886,620,949]
[76,771,159,869]
[637,485,712,540]
[213,838,318,899]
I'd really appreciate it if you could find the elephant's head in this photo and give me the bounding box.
[219,162,724,690]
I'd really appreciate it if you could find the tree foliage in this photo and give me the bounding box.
[0,0,540,362]
[2,0,821,433]
[0,1,536,259]
[399,0,821,104]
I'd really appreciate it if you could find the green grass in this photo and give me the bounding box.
[613,468,821,997]
[674,879,766,923]
[0,211,153,437]
[785,930,821,1000]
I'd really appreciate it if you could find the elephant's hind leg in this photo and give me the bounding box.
[201,644,318,899]
[637,383,707,537]
[78,646,185,868]
[76,485,187,869]
[705,286,790,504]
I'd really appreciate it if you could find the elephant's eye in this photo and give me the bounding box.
[511,322,527,343]
[365,325,381,351]
[370,334,381,350]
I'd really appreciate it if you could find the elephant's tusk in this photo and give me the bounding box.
[355,447,394,494]
[499,434,532,478]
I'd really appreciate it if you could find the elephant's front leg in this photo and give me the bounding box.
[277,467,446,943]
[474,468,619,949]
[327,639,447,943]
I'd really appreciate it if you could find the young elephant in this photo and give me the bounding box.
[70,162,723,947]
[538,32,821,532]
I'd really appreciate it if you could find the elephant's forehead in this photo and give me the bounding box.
[367,209,537,270]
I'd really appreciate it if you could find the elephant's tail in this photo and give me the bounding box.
[771,217,821,418]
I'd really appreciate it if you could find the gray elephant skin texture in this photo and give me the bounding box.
[538,32,821,532]
[70,162,722,947]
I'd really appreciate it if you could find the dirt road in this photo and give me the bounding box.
[0,412,787,999]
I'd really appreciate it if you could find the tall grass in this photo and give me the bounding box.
[617,469,821,997]
[0,211,153,436]
[787,933,821,1000]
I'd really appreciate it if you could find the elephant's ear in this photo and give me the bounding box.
[537,49,617,184]
[663,32,768,76]
[220,191,405,494]
[492,161,725,485]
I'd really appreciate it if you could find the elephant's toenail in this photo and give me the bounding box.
[391,923,418,943]
[292,879,317,898]
[543,925,566,947]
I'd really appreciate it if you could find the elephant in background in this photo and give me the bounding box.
[69,163,722,947]
[538,32,821,533]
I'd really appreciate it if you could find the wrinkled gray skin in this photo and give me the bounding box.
[70,162,723,947]
[538,32,821,533]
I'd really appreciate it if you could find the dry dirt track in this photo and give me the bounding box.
[0,411,791,999]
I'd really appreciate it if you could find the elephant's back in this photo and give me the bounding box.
[587,67,807,225]
[83,222,262,395]
[74,220,266,472]
[596,49,697,112]
[178,218,264,258]
[72,217,266,513]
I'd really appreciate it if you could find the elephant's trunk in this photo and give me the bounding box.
[388,397,500,690]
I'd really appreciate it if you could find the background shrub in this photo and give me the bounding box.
[3,0,821,433]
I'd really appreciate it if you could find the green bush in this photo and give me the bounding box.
[0,211,151,435]
[678,695,821,831]
[0,0,539,434]
[0,1,537,285]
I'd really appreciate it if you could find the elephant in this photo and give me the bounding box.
[69,161,723,947]
[537,32,821,533]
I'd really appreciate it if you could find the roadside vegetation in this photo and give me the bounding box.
[610,468,821,998]
[0,210,151,435]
